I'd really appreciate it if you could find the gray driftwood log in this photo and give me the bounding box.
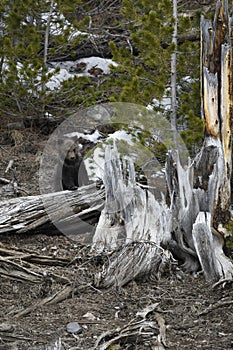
[0,183,104,239]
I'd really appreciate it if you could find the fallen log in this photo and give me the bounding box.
[0,183,104,239]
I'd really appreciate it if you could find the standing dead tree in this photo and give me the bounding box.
[93,0,233,286]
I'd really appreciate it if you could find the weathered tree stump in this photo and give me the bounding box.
[92,0,233,285]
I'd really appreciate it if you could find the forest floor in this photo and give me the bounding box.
[0,127,233,350]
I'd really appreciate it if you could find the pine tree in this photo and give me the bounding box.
[105,0,203,154]
[108,0,174,104]
[0,0,89,119]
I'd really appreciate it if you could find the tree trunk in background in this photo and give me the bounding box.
[44,0,54,65]
[171,0,178,146]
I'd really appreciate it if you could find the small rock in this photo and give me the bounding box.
[82,312,96,321]
[0,323,14,332]
[66,322,82,334]
[88,66,104,76]
[69,62,87,73]
[7,122,25,130]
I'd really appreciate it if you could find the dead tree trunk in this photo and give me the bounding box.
[0,183,104,240]
[93,0,233,286]
[92,145,174,288]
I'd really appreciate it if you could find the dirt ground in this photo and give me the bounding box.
[0,127,233,350]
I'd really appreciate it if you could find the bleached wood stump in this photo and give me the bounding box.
[92,0,233,286]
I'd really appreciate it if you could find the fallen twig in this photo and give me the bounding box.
[198,299,233,316]
[8,285,74,318]
[93,302,167,349]
[0,256,43,283]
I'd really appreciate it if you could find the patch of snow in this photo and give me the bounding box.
[181,75,197,84]
[146,104,154,111]
[47,57,117,90]
[42,2,88,41]
[107,130,133,145]
[45,68,74,90]
[44,112,54,119]
[2,53,117,92]
[149,95,172,111]
[51,57,117,75]
[64,130,102,143]
[148,75,197,111]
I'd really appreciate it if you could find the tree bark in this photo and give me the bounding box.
[0,183,104,238]
[44,0,54,65]
[171,0,178,146]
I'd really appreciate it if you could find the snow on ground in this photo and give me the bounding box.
[46,57,117,90]
[148,76,197,112]
[52,57,117,75]
[64,130,102,143]
[41,2,91,40]
[147,88,172,111]
[1,56,117,91]
[42,11,73,37]
[45,68,74,90]
[106,130,133,145]
[149,96,172,111]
